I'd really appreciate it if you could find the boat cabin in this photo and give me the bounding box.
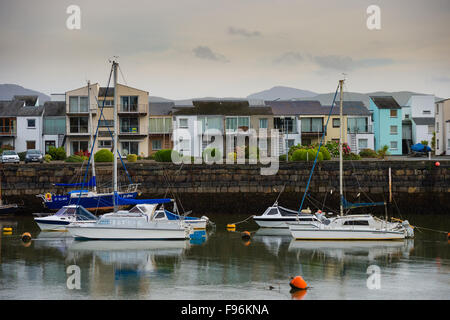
[54,205,98,221]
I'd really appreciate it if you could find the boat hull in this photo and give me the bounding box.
[254,217,317,229]
[289,227,406,240]
[66,225,190,240]
[35,219,97,231]
[42,192,138,211]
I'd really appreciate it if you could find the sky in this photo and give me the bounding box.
[0,0,449,99]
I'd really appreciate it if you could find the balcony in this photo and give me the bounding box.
[0,127,17,136]
[66,104,98,115]
[67,126,90,136]
[119,126,146,137]
[118,104,147,116]
[347,125,373,134]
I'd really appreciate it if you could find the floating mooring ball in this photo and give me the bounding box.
[435,161,440,167]
[289,276,308,290]
[21,232,32,242]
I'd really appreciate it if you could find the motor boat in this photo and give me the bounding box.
[253,203,322,228]
[34,205,98,231]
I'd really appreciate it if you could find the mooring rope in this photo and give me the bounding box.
[229,215,255,226]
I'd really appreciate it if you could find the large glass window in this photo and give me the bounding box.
[121,141,139,155]
[45,140,56,153]
[274,117,297,134]
[69,117,88,133]
[150,117,173,133]
[120,118,139,133]
[152,140,162,150]
[226,117,237,131]
[226,117,250,132]
[121,96,139,112]
[358,139,368,149]
[71,141,88,154]
[44,118,66,135]
[301,118,323,133]
[69,96,88,113]
[259,118,268,129]
[201,116,223,132]
[347,117,368,133]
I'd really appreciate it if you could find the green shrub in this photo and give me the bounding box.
[291,149,305,161]
[48,146,66,160]
[18,151,27,161]
[324,141,339,157]
[203,148,222,162]
[318,146,331,160]
[154,149,177,162]
[306,149,316,161]
[377,145,390,160]
[127,154,137,162]
[65,155,85,162]
[279,154,287,161]
[94,149,114,162]
[359,148,377,158]
[343,153,361,160]
[44,154,52,163]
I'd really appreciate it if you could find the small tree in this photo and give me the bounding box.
[377,145,390,160]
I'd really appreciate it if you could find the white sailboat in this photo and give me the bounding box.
[66,60,192,240]
[288,79,413,240]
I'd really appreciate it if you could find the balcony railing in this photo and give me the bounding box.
[120,126,142,135]
[118,104,147,115]
[68,126,89,134]
[347,125,373,134]
[0,127,17,136]
[67,105,98,115]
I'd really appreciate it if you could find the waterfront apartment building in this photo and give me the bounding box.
[172,100,274,158]
[402,95,435,151]
[65,83,149,157]
[42,101,66,152]
[435,98,450,155]
[369,96,403,155]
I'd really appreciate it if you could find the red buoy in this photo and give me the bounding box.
[289,276,308,290]
[435,161,440,167]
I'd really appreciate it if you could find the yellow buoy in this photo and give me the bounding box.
[3,231,12,236]
[2,227,12,232]
[227,224,236,229]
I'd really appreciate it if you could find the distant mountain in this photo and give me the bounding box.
[247,86,317,101]
[0,84,50,105]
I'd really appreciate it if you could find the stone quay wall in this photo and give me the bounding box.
[2,160,449,214]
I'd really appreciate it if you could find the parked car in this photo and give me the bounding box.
[25,149,43,163]
[1,150,20,163]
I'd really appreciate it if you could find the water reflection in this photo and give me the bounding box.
[253,228,291,256]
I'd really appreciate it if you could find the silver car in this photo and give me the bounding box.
[1,150,20,163]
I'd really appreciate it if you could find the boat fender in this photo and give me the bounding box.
[241,231,251,240]
[289,276,308,290]
[201,216,209,222]
[227,224,236,229]
[21,232,32,242]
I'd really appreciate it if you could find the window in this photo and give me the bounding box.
[390,125,398,135]
[428,125,434,134]
[179,118,188,128]
[347,117,368,133]
[237,117,250,129]
[332,118,340,128]
[259,118,268,129]
[45,140,56,153]
[358,139,368,149]
[69,117,89,133]
[121,141,139,156]
[69,96,88,113]
[436,105,439,115]
[226,117,237,131]
[44,118,65,135]
[27,119,36,128]
[71,141,88,155]
[99,99,113,107]
[343,220,369,226]
[447,139,450,150]
[436,122,439,133]
[423,110,431,115]
[150,117,172,133]
[274,117,296,134]
[152,140,162,151]
[226,117,250,132]
[120,118,139,133]
[26,141,36,150]
[120,96,138,112]
[405,114,409,119]
[390,141,398,150]
[390,109,398,118]
[286,139,295,150]
[301,118,323,133]
[98,140,112,148]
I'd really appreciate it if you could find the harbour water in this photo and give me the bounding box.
[0,212,449,300]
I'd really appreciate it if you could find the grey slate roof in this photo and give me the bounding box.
[0,100,25,116]
[264,100,323,115]
[149,102,175,116]
[43,101,66,117]
[17,105,44,117]
[412,117,435,125]
[174,100,273,116]
[370,96,401,109]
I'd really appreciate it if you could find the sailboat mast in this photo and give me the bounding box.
[339,79,344,216]
[113,61,119,212]
[88,80,97,193]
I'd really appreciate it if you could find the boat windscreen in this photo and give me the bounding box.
[76,206,98,221]
[54,207,76,216]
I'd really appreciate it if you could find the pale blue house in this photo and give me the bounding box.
[369,96,402,155]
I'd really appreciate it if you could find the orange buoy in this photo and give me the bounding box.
[291,288,308,300]
[21,232,32,242]
[289,276,308,290]
[241,231,251,240]
[435,162,440,167]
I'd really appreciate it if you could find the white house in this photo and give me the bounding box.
[15,105,45,152]
[405,95,435,145]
